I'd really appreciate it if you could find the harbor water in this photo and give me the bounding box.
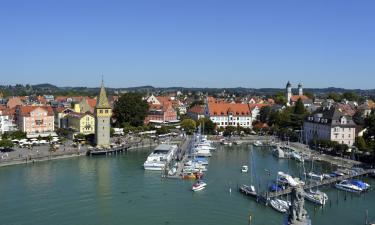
[0,144,374,225]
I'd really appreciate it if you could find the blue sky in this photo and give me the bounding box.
[0,0,374,88]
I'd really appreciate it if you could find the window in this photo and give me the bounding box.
[105,110,108,113]
[100,110,103,113]
[35,120,43,125]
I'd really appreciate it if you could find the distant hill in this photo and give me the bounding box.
[1,83,374,98]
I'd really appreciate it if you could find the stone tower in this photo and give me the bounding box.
[286,81,292,106]
[298,83,303,96]
[95,81,112,148]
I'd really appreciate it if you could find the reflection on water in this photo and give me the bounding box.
[0,145,374,225]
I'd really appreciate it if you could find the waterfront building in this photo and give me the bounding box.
[95,81,112,148]
[144,95,178,124]
[144,102,178,124]
[205,102,252,128]
[53,107,74,129]
[67,112,95,135]
[303,106,356,146]
[16,105,55,137]
[0,109,17,134]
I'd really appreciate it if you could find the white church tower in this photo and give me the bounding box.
[286,81,292,106]
[298,83,303,96]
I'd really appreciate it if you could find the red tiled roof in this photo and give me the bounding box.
[86,98,97,108]
[290,95,310,102]
[17,106,54,117]
[208,103,251,116]
[188,105,205,114]
[7,97,23,108]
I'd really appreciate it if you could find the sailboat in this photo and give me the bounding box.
[239,148,257,197]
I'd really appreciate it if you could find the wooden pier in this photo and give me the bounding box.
[87,144,130,156]
[262,169,375,199]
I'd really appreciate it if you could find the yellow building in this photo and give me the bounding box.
[67,112,95,135]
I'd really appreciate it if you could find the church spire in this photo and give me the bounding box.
[96,80,110,109]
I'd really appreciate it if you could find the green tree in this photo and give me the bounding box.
[294,98,306,115]
[342,92,359,102]
[113,93,149,127]
[156,126,170,135]
[274,92,287,105]
[197,118,216,135]
[223,126,236,137]
[327,92,342,102]
[259,106,272,123]
[352,111,365,126]
[0,139,14,149]
[181,119,196,134]
[304,92,314,100]
[9,131,27,139]
[355,136,367,151]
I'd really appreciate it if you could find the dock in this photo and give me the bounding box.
[87,144,130,156]
[261,169,375,199]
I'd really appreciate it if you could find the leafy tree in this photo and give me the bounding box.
[223,126,236,137]
[113,93,149,127]
[304,92,314,100]
[274,92,287,105]
[181,119,196,134]
[327,92,342,102]
[355,136,367,151]
[342,92,359,102]
[352,111,365,126]
[197,118,216,135]
[259,106,272,123]
[189,100,204,108]
[294,98,306,115]
[8,131,27,140]
[156,126,170,135]
[0,139,14,149]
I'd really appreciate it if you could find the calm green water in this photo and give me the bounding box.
[0,145,374,225]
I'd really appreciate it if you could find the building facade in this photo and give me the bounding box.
[67,112,95,135]
[16,106,55,136]
[205,102,252,128]
[303,107,356,146]
[95,82,112,148]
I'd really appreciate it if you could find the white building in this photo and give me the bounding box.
[205,102,253,128]
[303,107,356,146]
[0,110,17,134]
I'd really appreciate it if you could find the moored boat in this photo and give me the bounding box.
[239,184,257,197]
[335,180,363,193]
[241,165,248,173]
[304,189,328,205]
[269,199,290,213]
[192,180,207,192]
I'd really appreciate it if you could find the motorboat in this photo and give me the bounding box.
[304,189,328,205]
[239,184,257,197]
[350,180,370,191]
[269,199,290,213]
[335,180,363,193]
[253,141,263,147]
[305,172,324,181]
[192,180,207,192]
[193,148,212,157]
[143,144,178,171]
[291,151,304,162]
[277,171,300,187]
[272,146,285,159]
[241,165,249,173]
